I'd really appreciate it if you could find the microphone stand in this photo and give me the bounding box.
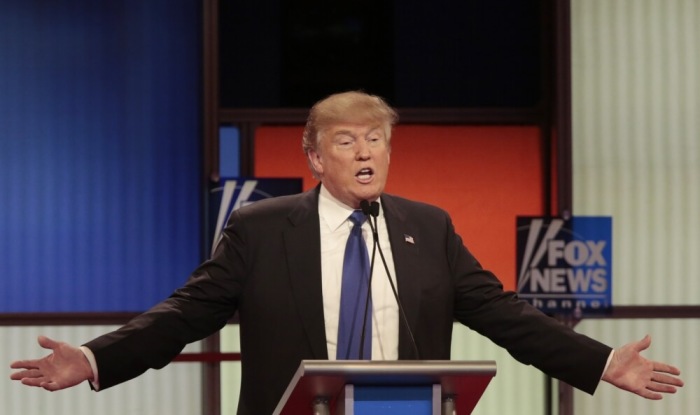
[360,200,421,359]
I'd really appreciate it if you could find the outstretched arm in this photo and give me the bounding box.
[602,335,684,399]
[9,335,94,391]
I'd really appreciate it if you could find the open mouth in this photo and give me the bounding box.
[355,167,374,182]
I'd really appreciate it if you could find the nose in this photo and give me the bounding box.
[355,139,371,159]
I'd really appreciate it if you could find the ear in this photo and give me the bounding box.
[308,149,324,175]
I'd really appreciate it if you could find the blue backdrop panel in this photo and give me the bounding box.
[0,0,203,312]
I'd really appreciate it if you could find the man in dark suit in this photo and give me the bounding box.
[11,91,683,414]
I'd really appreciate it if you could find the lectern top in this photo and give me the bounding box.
[273,360,497,415]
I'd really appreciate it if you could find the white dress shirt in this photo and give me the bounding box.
[318,185,399,360]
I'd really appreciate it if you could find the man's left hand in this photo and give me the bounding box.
[602,335,684,399]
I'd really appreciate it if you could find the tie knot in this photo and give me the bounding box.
[348,210,366,227]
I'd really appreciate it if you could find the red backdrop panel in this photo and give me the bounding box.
[254,125,543,290]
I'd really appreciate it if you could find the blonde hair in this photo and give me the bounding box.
[302,91,398,157]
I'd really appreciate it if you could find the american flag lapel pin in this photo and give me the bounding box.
[404,234,415,245]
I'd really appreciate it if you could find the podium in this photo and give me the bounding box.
[273,360,497,415]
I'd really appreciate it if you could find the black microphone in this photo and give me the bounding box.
[358,201,376,360]
[360,200,421,359]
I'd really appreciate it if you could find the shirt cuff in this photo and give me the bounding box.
[79,346,100,391]
[601,349,615,379]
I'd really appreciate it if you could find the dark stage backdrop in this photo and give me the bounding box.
[220,0,541,108]
[0,0,204,312]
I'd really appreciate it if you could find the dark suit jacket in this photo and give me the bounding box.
[85,187,611,414]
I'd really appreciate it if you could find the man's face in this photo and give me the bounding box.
[308,123,390,209]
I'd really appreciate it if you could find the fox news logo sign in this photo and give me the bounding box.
[209,178,302,256]
[516,217,612,316]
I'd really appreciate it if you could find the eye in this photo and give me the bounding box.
[367,136,382,146]
[335,138,354,148]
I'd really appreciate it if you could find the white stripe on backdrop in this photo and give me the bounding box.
[572,0,699,413]
[2,325,202,415]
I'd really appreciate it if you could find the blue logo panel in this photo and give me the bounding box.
[208,178,303,257]
[516,217,613,316]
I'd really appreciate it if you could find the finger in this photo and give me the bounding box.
[9,360,39,370]
[10,369,44,380]
[10,371,28,381]
[21,377,48,388]
[652,372,684,387]
[637,388,663,400]
[41,381,61,392]
[653,362,682,376]
[647,382,679,394]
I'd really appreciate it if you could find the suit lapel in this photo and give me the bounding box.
[283,188,329,359]
[281,190,425,360]
[381,194,423,359]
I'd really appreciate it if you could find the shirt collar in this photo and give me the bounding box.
[318,184,381,232]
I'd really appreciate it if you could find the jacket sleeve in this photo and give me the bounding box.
[83,209,248,389]
[444,210,612,395]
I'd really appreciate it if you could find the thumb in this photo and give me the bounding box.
[37,335,59,351]
[632,334,652,353]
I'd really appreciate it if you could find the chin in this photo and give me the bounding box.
[350,184,383,203]
[358,192,381,203]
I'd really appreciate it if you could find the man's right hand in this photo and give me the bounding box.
[10,335,94,391]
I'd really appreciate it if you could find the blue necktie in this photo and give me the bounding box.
[336,210,372,360]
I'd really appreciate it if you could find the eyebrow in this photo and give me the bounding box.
[333,129,356,137]
[332,127,382,138]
